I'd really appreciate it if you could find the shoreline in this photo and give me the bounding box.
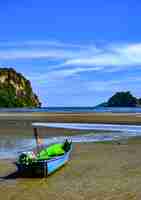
[0,112,140,125]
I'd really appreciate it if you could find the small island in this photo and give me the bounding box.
[97,91,141,107]
[0,68,41,107]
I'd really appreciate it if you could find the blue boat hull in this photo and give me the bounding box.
[16,146,72,177]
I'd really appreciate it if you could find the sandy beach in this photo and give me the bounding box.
[0,112,141,138]
[0,112,141,199]
[0,112,141,136]
[1,140,141,199]
[0,112,141,125]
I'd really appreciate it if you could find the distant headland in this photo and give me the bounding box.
[96,91,141,107]
[0,68,41,108]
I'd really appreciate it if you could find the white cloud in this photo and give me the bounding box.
[28,66,104,83]
[64,53,122,66]
[1,40,141,75]
[47,67,105,79]
[64,43,141,68]
[4,40,141,106]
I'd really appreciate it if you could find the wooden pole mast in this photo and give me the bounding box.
[33,127,43,151]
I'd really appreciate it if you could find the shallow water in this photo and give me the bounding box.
[1,123,141,159]
[46,123,141,133]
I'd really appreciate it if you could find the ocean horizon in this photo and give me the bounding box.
[0,106,141,113]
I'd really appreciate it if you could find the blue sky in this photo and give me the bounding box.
[0,0,141,106]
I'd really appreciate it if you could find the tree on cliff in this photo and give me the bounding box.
[107,91,137,107]
[0,68,41,107]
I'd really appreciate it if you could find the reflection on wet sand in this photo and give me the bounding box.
[0,114,141,199]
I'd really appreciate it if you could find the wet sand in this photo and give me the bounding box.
[1,139,141,199]
[0,112,141,136]
[0,112,141,125]
[0,112,141,199]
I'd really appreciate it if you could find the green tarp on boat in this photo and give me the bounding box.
[18,140,72,165]
[37,144,65,160]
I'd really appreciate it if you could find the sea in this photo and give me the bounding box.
[0,106,141,113]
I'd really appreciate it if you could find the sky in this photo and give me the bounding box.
[0,0,141,106]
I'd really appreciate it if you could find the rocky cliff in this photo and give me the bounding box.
[0,68,41,107]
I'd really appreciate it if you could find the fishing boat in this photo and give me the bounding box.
[16,122,72,177]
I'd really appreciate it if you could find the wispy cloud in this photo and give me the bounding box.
[0,39,95,49]
[0,49,78,60]
[3,40,140,107]
[28,66,104,82]
[64,43,141,68]
[0,39,99,61]
[1,40,141,76]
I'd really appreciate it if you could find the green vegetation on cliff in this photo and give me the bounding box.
[0,68,41,107]
[97,91,140,107]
